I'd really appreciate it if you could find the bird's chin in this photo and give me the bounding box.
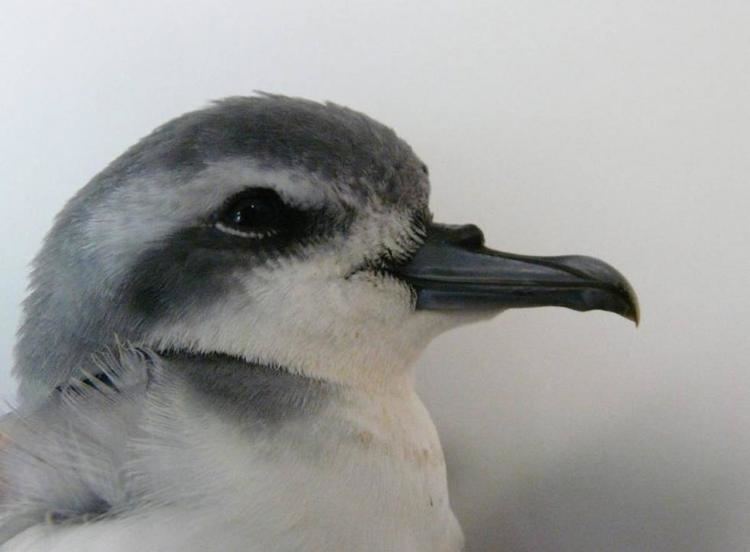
[348,269,505,329]
[415,307,505,335]
[345,269,416,300]
[347,267,402,283]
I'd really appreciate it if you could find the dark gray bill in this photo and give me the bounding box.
[392,223,639,324]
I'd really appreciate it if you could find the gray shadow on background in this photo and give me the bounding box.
[445,402,750,552]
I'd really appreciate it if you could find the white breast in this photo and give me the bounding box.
[2,388,464,552]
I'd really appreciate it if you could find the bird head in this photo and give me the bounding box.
[15,95,637,402]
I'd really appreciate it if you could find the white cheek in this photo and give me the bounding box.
[244,267,423,363]
[146,262,446,389]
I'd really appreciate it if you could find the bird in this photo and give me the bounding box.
[0,94,638,551]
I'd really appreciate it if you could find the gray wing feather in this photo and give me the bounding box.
[0,347,152,543]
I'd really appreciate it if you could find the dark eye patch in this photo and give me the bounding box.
[125,189,350,321]
[205,187,346,251]
[214,188,299,239]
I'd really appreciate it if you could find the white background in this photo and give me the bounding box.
[2,1,749,550]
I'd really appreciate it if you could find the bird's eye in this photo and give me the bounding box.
[216,189,287,238]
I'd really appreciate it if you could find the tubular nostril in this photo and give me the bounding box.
[427,223,486,248]
[452,224,485,248]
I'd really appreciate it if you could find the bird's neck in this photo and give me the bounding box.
[161,348,417,400]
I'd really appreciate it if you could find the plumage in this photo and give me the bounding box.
[2,94,637,551]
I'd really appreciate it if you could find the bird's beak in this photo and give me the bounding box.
[392,223,639,324]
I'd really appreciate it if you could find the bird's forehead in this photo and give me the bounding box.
[104,95,429,208]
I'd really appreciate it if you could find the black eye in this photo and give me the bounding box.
[216,189,287,238]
